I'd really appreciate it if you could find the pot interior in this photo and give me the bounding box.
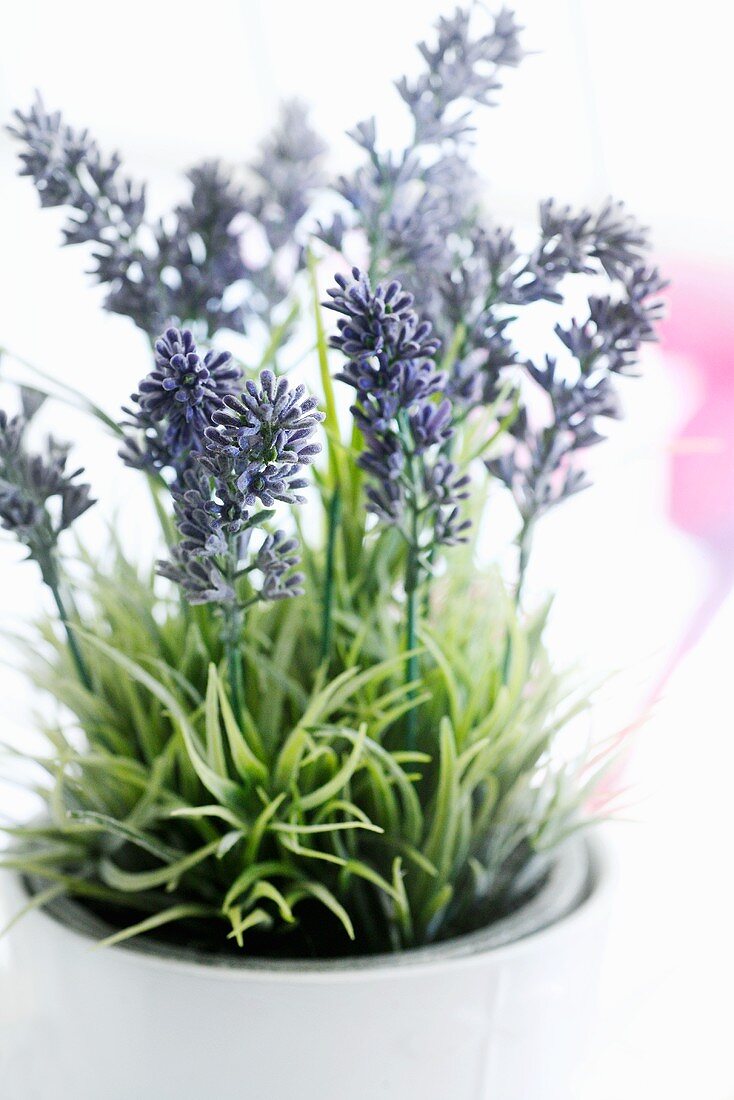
[20,834,597,974]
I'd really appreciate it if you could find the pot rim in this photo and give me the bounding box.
[4,831,613,983]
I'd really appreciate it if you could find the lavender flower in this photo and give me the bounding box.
[423,458,472,546]
[327,271,441,400]
[327,267,471,752]
[8,95,145,229]
[203,370,323,508]
[313,0,661,533]
[313,7,529,441]
[396,6,524,145]
[155,468,234,605]
[140,328,240,452]
[487,263,666,592]
[0,409,94,570]
[326,268,469,554]
[318,6,524,325]
[247,100,327,254]
[254,530,305,601]
[554,264,667,377]
[8,95,156,327]
[157,549,235,607]
[169,468,229,558]
[0,401,95,688]
[9,95,326,339]
[177,160,247,285]
[229,99,327,337]
[536,198,650,282]
[153,343,322,610]
[433,198,653,412]
[120,327,242,475]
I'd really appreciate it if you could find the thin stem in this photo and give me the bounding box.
[0,344,123,436]
[420,565,432,620]
[226,632,245,729]
[320,486,341,665]
[147,474,175,545]
[401,415,422,752]
[405,563,419,751]
[516,516,534,606]
[41,557,92,692]
[224,537,245,728]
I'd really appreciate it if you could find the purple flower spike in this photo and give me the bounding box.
[326,267,470,552]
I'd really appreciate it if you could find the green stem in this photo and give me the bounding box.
[226,635,245,729]
[147,474,175,545]
[405,565,419,752]
[420,566,432,620]
[42,558,92,692]
[516,516,534,606]
[404,476,421,753]
[224,536,245,728]
[320,487,342,664]
[397,411,423,752]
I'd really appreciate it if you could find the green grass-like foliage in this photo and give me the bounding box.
[1,530,599,956]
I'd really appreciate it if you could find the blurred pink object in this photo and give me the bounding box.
[596,263,734,805]
[664,262,734,544]
[651,260,734,697]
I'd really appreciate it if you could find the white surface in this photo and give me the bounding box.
[577,592,734,1100]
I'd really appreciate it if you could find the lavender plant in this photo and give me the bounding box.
[8,96,325,339]
[1,4,662,956]
[317,7,665,595]
[325,268,470,744]
[0,405,94,687]
[119,327,243,476]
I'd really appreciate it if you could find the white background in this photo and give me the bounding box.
[1,2,733,1096]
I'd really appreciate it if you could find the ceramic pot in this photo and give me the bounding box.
[0,835,611,1100]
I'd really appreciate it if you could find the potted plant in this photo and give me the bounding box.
[0,7,663,1099]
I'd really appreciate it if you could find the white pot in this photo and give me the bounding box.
[0,837,611,1100]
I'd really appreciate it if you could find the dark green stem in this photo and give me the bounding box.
[397,411,423,752]
[41,557,92,692]
[405,562,419,752]
[226,639,244,727]
[147,473,175,545]
[224,537,246,728]
[404,484,421,753]
[320,486,342,664]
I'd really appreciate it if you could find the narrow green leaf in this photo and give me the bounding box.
[95,904,214,949]
[0,882,66,938]
[223,861,298,911]
[76,632,243,806]
[307,250,343,488]
[297,725,367,811]
[226,907,273,941]
[246,881,295,923]
[245,793,287,864]
[215,672,268,784]
[204,665,227,777]
[100,838,220,893]
[68,811,179,862]
[339,858,402,904]
[424,718,460,879]
[270,819,382,836]
[169,806,246,830]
